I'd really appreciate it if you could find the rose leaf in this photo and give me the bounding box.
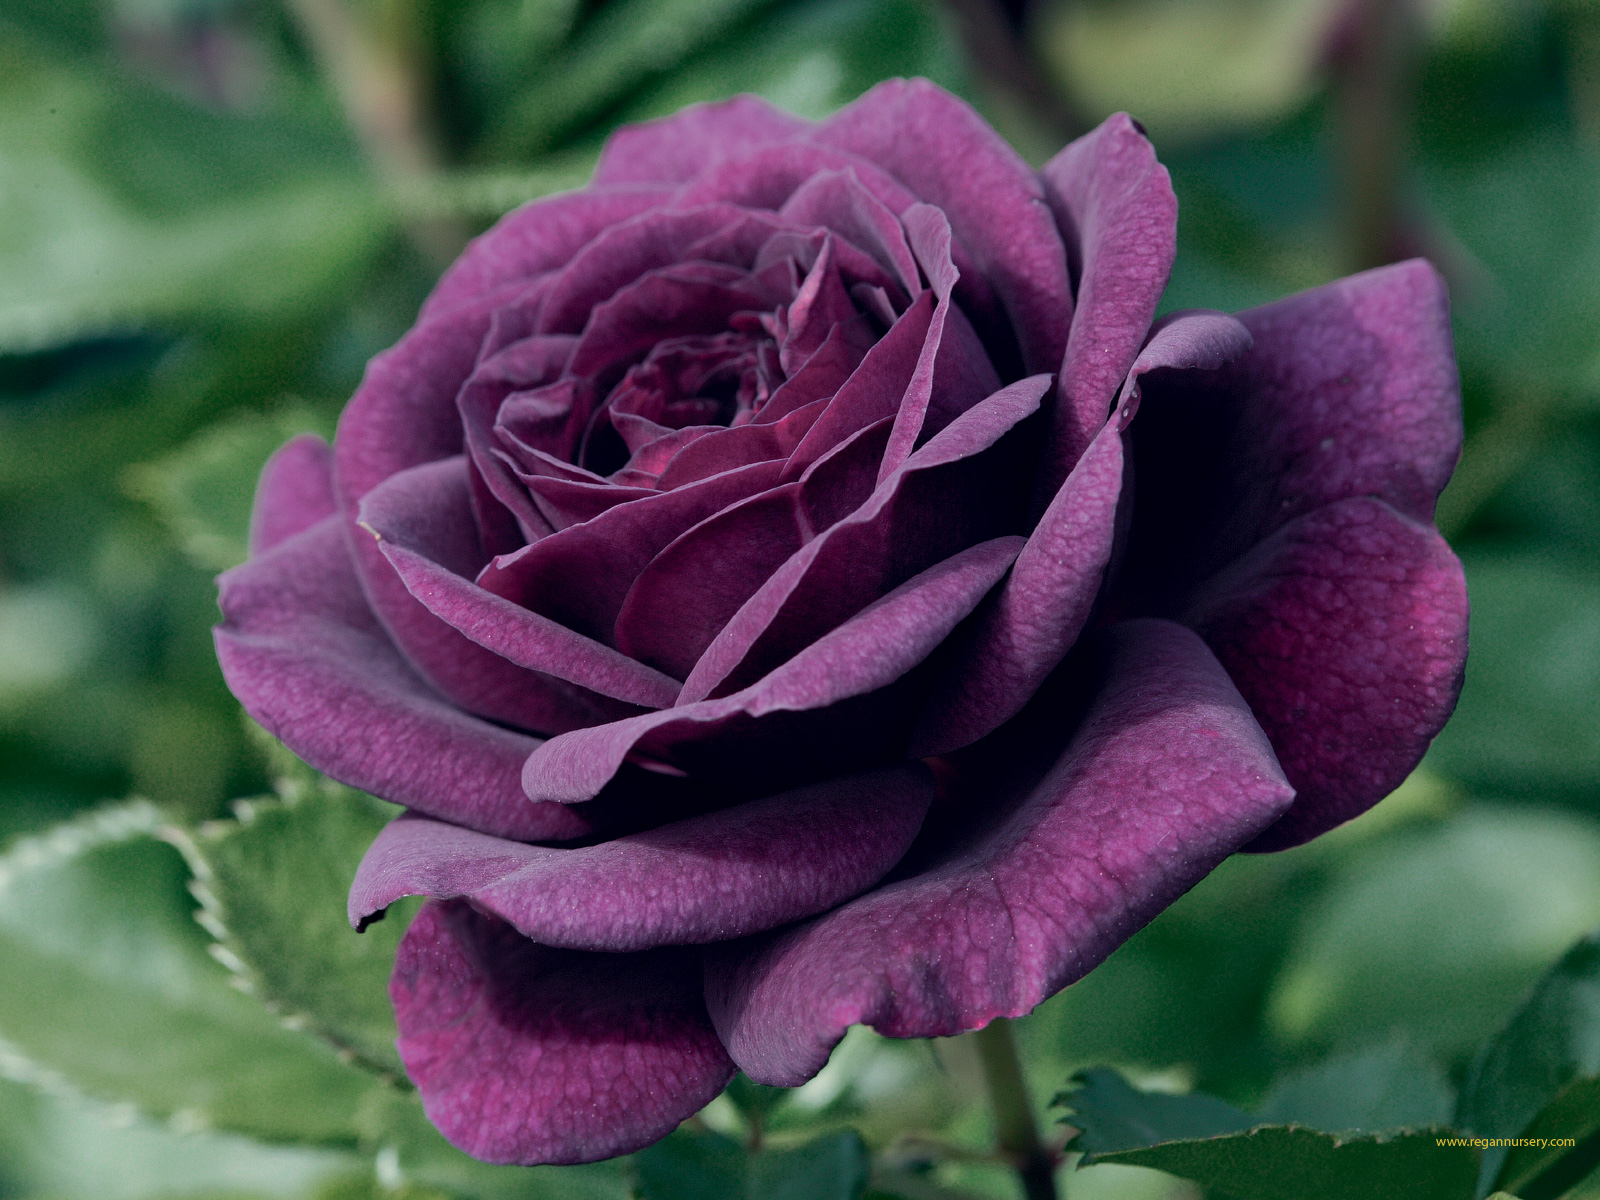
[1457,930,1600,1199]
[1056,1070,1478,1200]
[167,778,414,1080]
[0,801,384,1144]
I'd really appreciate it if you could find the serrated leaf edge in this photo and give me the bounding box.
[162,789,410,1088]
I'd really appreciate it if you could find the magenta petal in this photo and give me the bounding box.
[704,619,1294,1085]
[422,186,673,320]
[1123,260,1462,601]
[215,517,595,841]
[352,766,932,949]
[911,426,1123,757]
[614,484,808,680]
[1038,113,1177,501]
[393,901,733,1165]
[685,376,1047,703]
[593,96,809,186]
[814,79,1072,377]
[250,434,336,556]
[356,458,638,732]
[522,536,1025,803]
[1187,497,1468,850]
[477,460,786,643]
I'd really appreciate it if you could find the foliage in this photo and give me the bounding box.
[1,0,1599,1198]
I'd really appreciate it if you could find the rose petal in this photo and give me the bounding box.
[704,619,1294,1085]
[421,186,674,320]
[477,460,787,643]
[777,168,920,298]
[352,766,933,950]
[1186,497,1468,850]
[356,458,639,732]
[684,375,1047,703]
[813,79,1073,379]
[392,901,734,1165]
[250,433,336,555]
[1121,259,1462,605]
[593,95,810,186]
[215,516,597,841]
[910,424,1123,756]
[1037,113,1178,502]
[361,457,681,710]
[522,536,1026,803]
[613,484,808,679]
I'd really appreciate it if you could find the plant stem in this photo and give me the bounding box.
[1334,0,1419,272]
[282,0,471,267]
[973,1018,1058,1200]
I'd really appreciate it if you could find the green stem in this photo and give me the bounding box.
[973,1018,1058,1200]
[1334,0,1419,272]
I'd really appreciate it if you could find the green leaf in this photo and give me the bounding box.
[1426,553,1600,796]
[1054,1068,1254,1153]
[1081,1125,1479,1200]
[615,0,965,127]
[1458,931,1600,1198]
[1257,1041,1456,1133]
[0,1076,351,1200]
[1267,807,1600,1058]
[1060,1070,1478,1200]
[166,780,413,1078]
[125,406,333,572]
[0,801,388,1144]
[634,1128,871,1200]
[483,0,778,158]
[0,28,384,352]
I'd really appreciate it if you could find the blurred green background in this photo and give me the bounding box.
[0,0,1598,1197]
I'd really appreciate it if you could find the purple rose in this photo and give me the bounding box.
[215,80,1468,1165]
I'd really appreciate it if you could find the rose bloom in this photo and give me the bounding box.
[216,80,1467,1165]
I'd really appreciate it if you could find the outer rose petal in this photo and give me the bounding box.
[393,901,734,1165]
[704,619,1294,1085]
[1038,113,1177,501]
[350,766,933,950]
[911,310,1251,756]
[593,95,810,186]
[813,79,1073,378]
[421,186,673,319]
[1124,259,1461,598]
[521,536,1025,802]
[215,517,599,841]
[1187,497,1468,850]
[250,434,336,555]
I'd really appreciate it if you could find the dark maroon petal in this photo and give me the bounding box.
[782,292,934,479]
[751,319,871,425]
[683,376,1048,704]
[392,901,733,1165]
[1122,260,1461,603]
[1037,113,1177,502]
[910,424,1123,756]
[522,536,1025,803]
[653,400,823,491]
[357,458,639,732]
[352,766,932,950]
[614,484,808,679]
[215,517,596,841]
[877,205,1001,481]
[593,95,809,186]
[813,79,1073,378]
[519,474,657,529]
[704,619,1294,1085]
[1186,497,1468,851]
[250,434,336,555]
[675,141,919,215]
[537,205,756,336]
[477,460,787,643]
[362,458,680,710]
[421,186,673,320]
[777,169,920,298]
